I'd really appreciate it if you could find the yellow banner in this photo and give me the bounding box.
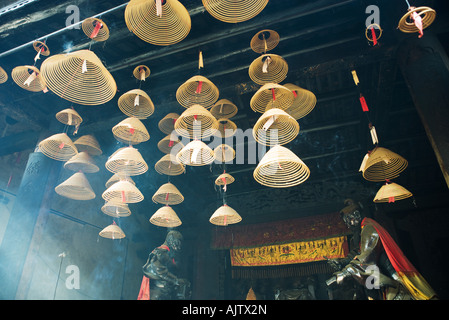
[230,236,347,267]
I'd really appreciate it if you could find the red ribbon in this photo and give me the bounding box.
[359,95,369,112]
[195,81,203,94]
[370,27,378,46]
[137,276,150,300]
[90,21,102,39]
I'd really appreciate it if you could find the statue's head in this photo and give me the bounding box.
[340,199,363,229]
[166,229,183,251]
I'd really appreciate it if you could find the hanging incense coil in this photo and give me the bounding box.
[39,133,78,161]
[105,146,148,176]
[118,89,155,119]
[283,83,317,120]
[102,180,144,203]
[373,181,413,203]
[210,204,242,226]
[360,147,408,182]
[82,17,110,42]
[215,172,235,187]
[249,54,288,85]
[11,65,47,92]
[214,144,235,163]
[398,6,436,35]
[105,173,135,189]
[210,99,238,119]
[176,75,220,109]
[64,151,99,173]
[40,49,117,105]
[158,113,179,135]
[253,108,299,146]
[254,145,310,188]
[202,0,268,24]
[125,0,191,46]
[101,201,131,218]
[157,134,184,155]
[365,24,383,44]
[250,83,294,113]
[112,117,150,145]
[250,30,280,53]
[133,65,150,81]
[214,118,237,138]
[150,206,182,228]
[174,104,219,139]
[176,140,215,166]
[152,182,184,205]
[99,222,126,239]
[155,154,186,176]
[33,41,50,56]
[0,66,8,84]
[55,172,96,200]
[74,135,102,156]
[55,108,83,126]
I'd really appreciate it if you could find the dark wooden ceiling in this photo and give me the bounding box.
[1,0,449,232]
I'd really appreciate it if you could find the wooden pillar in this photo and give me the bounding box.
[397,33,449,188]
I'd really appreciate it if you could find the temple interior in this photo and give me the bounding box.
[1,0,449,301]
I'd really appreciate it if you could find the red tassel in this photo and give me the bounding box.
[359,96,369,112]
[195,81,203,94]
[371,27,378,46]
[90,21,102,39]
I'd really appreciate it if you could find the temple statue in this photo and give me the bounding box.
[275,277,316,300]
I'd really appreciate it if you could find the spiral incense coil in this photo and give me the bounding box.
[102,180,144,203]
[64,151,99,173]
[33,41,50,56]
[174,104,219,139]
[105,173,135,189]
[398,6,436,35]
[249,54,288,85]
[55,172,96,200]
[118,89,155,119]
[155,154,185,176]
[40,49,117,106]
[202,0,268,24]
[365,24,383,44]
[214,144,235,163]
[176,140,215,166]
[0,66,8,84]
[74,135,102,156]
[215,172,235,187]
[360,147,408,182]
[283,83,317,120]
[125,0,191,46]
[209,204,242,226]
[158,113,179,135]
[82,17,110,42]
[250,83,294,113]
[250,30,280,53]
[39,133,78,161]
[176,75,219,109]
[254,145,310,188]
[210,99,238,119]
[150,206,182,228]
[55,108,83,126]
[373,182,413,203]
[11,65,47,92]
[157,134,184,154]
[99,223,126,239]
[133,65,150,81]
[152,182,184,205]
[214,118,237,138]
[101,201,131,218]
[112,117,150,145]
[105,146,148,176]
[253,108,299,146]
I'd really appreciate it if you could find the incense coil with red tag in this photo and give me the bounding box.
[202,0,268,24]
[210,99,238,119]
[102,180,144,203]
[133,65,151,81]
[155,153,186,176]
[150,206,182,228]
[0,66,8,84]
[39,133,78,161]
[176,75,219,109]
[209,204,242,226]
[152,182,184,205]
[253,108,299,146]
[73,134,102,156]
[118,89,155,119]
[249,54,288,85]
[157,134,184,154]
[373,181,413,203]
[360,147,408,182]
[55,172,96,200]
[250,83,294,113]
[82,17,110,42]
[176,140,216,166]
[32,41,50,57]
[11,65,47,92]
[112,117,150,145]
[158,113,179,135]
[398,6,436,37]
[214,118,237,138]
[174,104,219,139]
[283,83,317,120]
[105,146,148,176]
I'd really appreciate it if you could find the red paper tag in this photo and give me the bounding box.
[59,142,65,149]
[121,191,126,203]
[371,27,378,46]
[388,196,395,203]
[359,96,369,112]
[90,21,102,39]
[165,193,169,201]
[271,88,276,101]
[195,81,203,94]
[129,128,135,135]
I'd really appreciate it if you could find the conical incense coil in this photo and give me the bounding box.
[152,182,184,205]
[101,201,131,218]
[40,49,117,105]
[252,108,299,146]
[118,89,155,119]
[82,17,110,42]
[0,66,8,84]
[39,133,78,161]
[209,204,242,226]
[360,147,408,182]
[283,83,317,120]
[74,135,102,156]
[105,173,135,189]
[248,54,288,85]
[176,75,219,109]
[150,206,182,228]
[254,145,310,188]
[158,113,179,135]
[398,6,436,36]
[176,140,215,166]
[11,65,47,92]
[215,172,235,187]
[64,151,99,173]
[210,99,238,119]
[155,154,185,176]
[250,83,294,113]
[55,172,96,200]
[157,134,184,155]
[55,108,83,126]
[125,0,191,46]
[214,118,237,138]
[133,65,150,81]
[174,104,219,139]
[99,222,126,239]
[373,181,413,203]
[112,117,150,145]
[214,144,235,163]
[202,0,268,24]
[250,30,280,54]
[32,41,50,57]
[102,180,144,203]
[105,146,148,176]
